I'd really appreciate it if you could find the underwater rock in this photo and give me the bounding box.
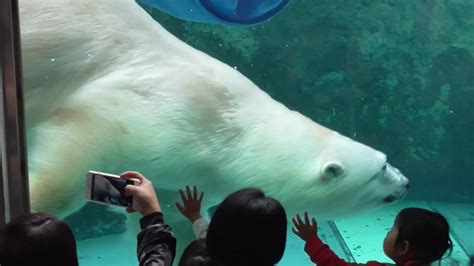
[63,203,126,240]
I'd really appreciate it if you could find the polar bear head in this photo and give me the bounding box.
[221,116,409,219]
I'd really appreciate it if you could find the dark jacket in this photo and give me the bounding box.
[137,212,176,266]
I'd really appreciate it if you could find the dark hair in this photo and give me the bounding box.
[206,188,287,266]
[179,239,221,266]
[395,208,452,264]
[0,213,79,266]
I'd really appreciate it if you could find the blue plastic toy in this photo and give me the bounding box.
[139,0,290,26]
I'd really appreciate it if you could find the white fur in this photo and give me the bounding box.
[21,0,408,219]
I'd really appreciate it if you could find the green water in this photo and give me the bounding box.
[27,0,474,265]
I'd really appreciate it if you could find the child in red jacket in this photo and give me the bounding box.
[292,208,452,266]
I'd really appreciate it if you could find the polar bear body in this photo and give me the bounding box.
[21,0,408,219]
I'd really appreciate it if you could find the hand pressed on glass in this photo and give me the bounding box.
[292,212,318,242]
[176,185,204,223]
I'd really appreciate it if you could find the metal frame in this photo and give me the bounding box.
[1,0,30,224]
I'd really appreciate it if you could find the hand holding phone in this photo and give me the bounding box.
[120,171,162,216]
[85,171,137,208]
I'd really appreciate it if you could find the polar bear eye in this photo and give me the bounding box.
[321,162,345,179]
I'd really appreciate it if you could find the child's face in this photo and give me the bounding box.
[383,222,409,264]
[383,223,399,261]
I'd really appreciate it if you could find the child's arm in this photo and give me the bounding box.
[176,186,208,239]
[191,216,209,239]
[304,233,354,266]
[293,213,378,266]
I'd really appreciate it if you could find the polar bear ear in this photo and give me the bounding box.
[321,162,345,180]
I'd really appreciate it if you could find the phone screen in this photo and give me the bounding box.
[91,173,133,207]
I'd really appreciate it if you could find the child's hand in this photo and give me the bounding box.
[176,186,204,223]
[292,212,318,242]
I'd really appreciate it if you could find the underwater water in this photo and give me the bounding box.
[20,0,473,265]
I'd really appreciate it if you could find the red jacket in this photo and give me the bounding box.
[304,236,424,266]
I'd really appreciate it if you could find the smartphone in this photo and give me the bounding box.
[85,171,136,208]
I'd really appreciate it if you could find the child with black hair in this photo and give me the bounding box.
[176,186,288,266]
[292,208,452,266]
[0,213,79,266]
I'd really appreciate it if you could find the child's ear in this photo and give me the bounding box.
[400,240,410,255]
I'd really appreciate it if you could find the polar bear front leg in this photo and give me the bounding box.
[28,106,116,218]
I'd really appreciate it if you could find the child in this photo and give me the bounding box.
[292,208,452,266]
[0,213,79,266]
[176,186,287,266]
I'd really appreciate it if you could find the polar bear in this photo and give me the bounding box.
[20,0,409,220]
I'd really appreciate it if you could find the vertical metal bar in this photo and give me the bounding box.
[0,94,6,225]
[327,221,356,262]
[0,0,30,224]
